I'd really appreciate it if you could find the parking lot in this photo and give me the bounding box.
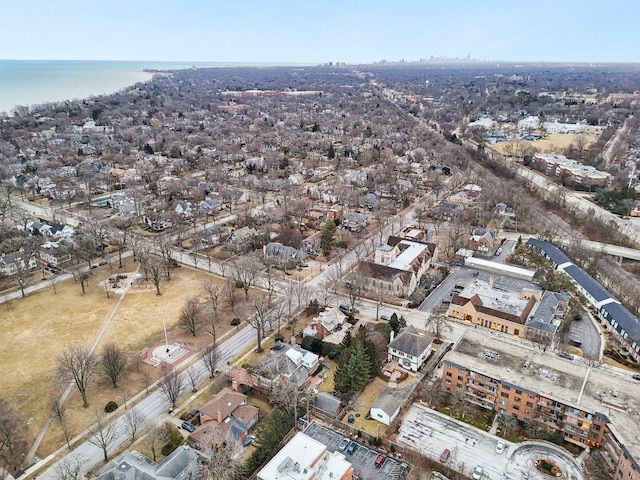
[397,404,585,480]
[418,266,540,314]
[304,422,402,480]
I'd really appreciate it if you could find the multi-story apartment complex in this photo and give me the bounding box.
[441,330,640,479]
[528,239,640,362]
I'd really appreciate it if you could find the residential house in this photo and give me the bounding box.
[0,253,37,276]
[174,200,195,217]
[387,326,433,372]
[95,445,198,480]
[228,226,259,246]
[263,242,308,265]
[38,244,72,267]
[231,344,320,391]
[463,184,482,199]
[144,213,173,232]
[302,231,322,255]
[495,202,516,217]
[342,211,369,232]
[303,307,351,344]
[370,394,402,426]
[470,228,495,254]
[202,225,229,246]
[187,387,259,450]
[257,431,353,480]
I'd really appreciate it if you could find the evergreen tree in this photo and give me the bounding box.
[345,341,371,392]
[320,220,336,256]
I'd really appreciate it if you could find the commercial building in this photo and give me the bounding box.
[446,278,566,341]
[441,329,640,479]
[257,431,353,480]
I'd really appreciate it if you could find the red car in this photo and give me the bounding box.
[439,448,451,463]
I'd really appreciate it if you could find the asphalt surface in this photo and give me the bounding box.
[397,405,586,480]
[304,422,398,480]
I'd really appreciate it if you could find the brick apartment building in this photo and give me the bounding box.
[441,330,640,479]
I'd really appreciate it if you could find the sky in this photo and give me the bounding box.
[1,0,639,64]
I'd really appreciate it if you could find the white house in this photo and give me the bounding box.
[369,394,402,426]
[387,326,433,372]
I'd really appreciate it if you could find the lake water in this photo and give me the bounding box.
[0,60,294,115]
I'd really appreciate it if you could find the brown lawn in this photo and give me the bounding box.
[491,133,599,155]
[0,259,255,458]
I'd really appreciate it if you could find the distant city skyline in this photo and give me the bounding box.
[1,1,639,64]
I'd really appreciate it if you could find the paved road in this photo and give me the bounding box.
[31,320,256,480]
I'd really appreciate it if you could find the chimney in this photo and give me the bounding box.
[217,410,222,423]
[489,276,494,288]
[390,331,395,342]
[232,379,238,391]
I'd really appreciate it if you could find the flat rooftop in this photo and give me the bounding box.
[446,329,640,461]
[458,279,531,317]
[257,431,351,480]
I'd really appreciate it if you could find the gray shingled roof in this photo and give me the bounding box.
[388,325,433,357]
[370,394,402,417]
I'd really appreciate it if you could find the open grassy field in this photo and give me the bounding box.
[491,133,598,155]
[0,259,250,457]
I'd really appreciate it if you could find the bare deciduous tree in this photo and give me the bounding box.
[224,279,238,312]
[146,423,170,462]
[101,342,127,388]
[0,396,28,473]
[53,453,86,480]
[231,258,259,298]
[198,434,243,480]
[179,296,202,336]
[246,294,273,353]
[143,256,164,295]
[122,409,146,442]
[159,366,184,409]
[202,344,220,379]
[88,411,119,462]
[57,345,97,408]
[186,367,202,392]
[51,397,73,449]
[201,281,222,344]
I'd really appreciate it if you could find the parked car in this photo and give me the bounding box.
[495,248,503,256]
[339,304,359,314]
[454,261,463,266]
[472,466,484,479]
[338,437,350,451]
[557,352,574,360]
[347,441,359,455]
[375,453,387,468]
[242,435,255,447]
[495,440,506,454]
[439,448,451,462]
[181,421,196,433]
[633,374,640,381]
[380,314,390,321]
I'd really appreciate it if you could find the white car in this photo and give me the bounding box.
[472,466,484,479]
[495,440,506,454]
